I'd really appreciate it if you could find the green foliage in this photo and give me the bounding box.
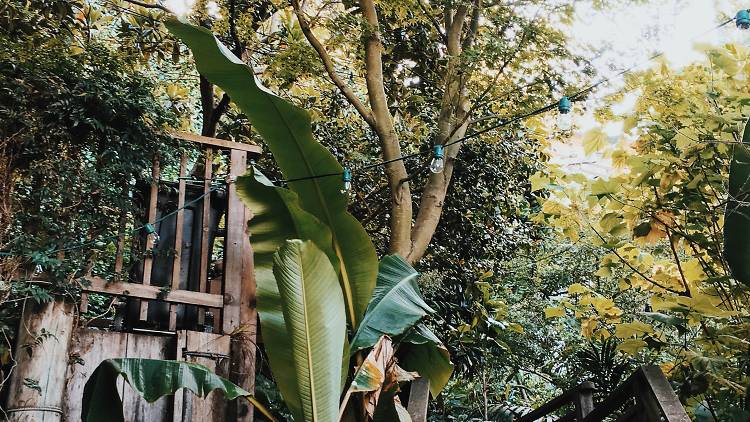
[351,255,434,352]
[81,358,275,422]
[165,18,378,329]
[535,42,750,418]
[270,240,347,422]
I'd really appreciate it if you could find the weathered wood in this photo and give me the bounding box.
[63,329,129,420]
[635,366,690,422]
[82,276,223,308]
[198,148,213,328]
[140,156,161,321]
[6,299,75,422]
[520,366,687,422]
[122,333,174,421]
[407,377,430,422]
[171,131,262,154]
[224,150,257,422]
[174,331,231,422]
[516,388,576,422]
[574,381,596,420]
[169,154,189,330]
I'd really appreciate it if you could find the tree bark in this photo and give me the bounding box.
[358,0,413,257]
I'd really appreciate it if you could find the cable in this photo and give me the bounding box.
[278,13,740,184]
[0,184,224,258]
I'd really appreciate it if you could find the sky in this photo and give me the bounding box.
[550,0,747,175]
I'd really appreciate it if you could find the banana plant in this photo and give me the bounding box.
[724,119,750,287]
[81,358,278,422]
[165,19,453,421]
[165,18,377,329]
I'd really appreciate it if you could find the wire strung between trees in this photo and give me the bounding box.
[0,184,224,258]
[2,8,742,257]
[279,14,740,184]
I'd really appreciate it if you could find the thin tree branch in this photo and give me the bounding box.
[291,0,376,128]
[121,0,172,13]
[416,0,447,43]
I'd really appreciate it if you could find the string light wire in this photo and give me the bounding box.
[2,7,744,257]
[0,184,224,258]
[279,12,741,184]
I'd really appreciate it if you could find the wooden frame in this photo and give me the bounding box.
[82,276,223,308]
[516,366,689,422]
[171,131,262,154]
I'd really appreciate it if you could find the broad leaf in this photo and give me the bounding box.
[165,19,377,327]
[399,324,454,397]
[724,119,750,287]
[272,239,347,422]
[237,169,345,411]
[81,358,276,422]
[350,255,434,353]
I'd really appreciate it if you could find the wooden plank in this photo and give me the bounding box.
[83,276,223,308]
[209,276,223,333]
[198,148,213,328]
[172,332,187,422]
[636,366,690,422]
[6,300,75,422]
[222,150,247,334]
[171,131,261,154]
[169,154,189,330]
[517,388,575,422]
[123,332,174,422]
[224,150,258,422]
[63,330,129,421]
[574,381,596,420]
[407,377,430,422]
[140,156,161,321]
[180,331,231,421]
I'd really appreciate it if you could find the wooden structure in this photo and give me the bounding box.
[4,133,262,421]
[516,366,689,422]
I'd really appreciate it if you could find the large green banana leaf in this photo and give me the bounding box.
[399,324,454,397]
[350,255,434,353]
[165,18,377,327]
[272,239,347,421]
[725,119,750,287]
[238,169,344,413]
[81,358,277,422]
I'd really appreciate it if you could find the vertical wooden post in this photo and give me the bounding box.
[223,150,257,422]
[139,156,160,321]
[169,154,188,330]
[6,299,75,422]
[198,148,213,329]
[574,381,596,421]
[408,377,430,422]
[635,366,690,421]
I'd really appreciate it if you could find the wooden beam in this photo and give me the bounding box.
[198,148,213,329]
[636,366,690,421]
[139,156,160,321]
[574,381,596,420]
[171,131,262,155]
[169,154,188,330]
[6,300,75,422]
[407,377,430,422]
[83,277,223,308]
[224,150,258,422]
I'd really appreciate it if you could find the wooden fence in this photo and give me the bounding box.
[516,366,689,422]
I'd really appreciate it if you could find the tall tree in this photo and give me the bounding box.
[289,0,589,263]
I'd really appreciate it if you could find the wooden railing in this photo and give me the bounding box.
[517,366,689,422]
